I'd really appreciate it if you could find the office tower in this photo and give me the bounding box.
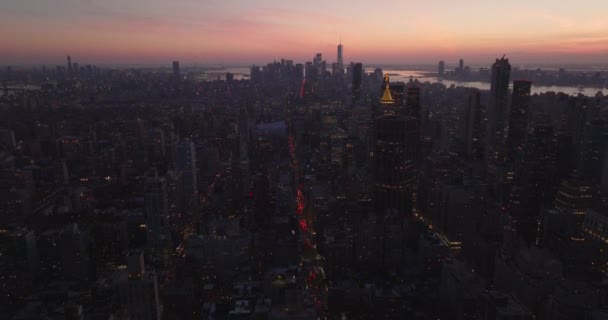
[520,125,557,243]
[175,139,198,208]
[507,80,532,161]
[373,115,417,215]
[459,59,464,71]
[172,61,180,78]
[314,53,322,66]
[67,55,72,73]
[406,86,421,120]
[144,170,168,245]
[337,40,344,71]
[351,62,363,103]
[119,251,161,320]
[438,61,445,78]
[486,57,511,164]
[463,89,483,160]
[554,176,593,236]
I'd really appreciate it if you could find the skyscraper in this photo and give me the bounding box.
[373,116,417,215]
[406,86,421,120]
[463,89,484,160]
[337,40,344,72]
[314,53,322,66]
[486,57,511,164]
[351,62,363,104]
[172,61,180,78]
[438,61,445,78]
[67,55,72,73]
[507,80,532,161]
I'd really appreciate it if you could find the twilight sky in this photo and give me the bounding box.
[2,0,608,66]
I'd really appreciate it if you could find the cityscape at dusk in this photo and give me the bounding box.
[2,1,608,320]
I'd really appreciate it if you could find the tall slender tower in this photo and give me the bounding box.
[486,57,511,164]
[351,63,363,103]
[337,39,344,71]
[507,80,532,161]
[464,89,483,160]
[67,55,72,73]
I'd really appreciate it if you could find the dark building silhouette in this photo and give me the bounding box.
[438,60,445,78]
[507,80,532,161]
[406,86,421,120]
[373,115,417,215]
[351,62,363,103]
[486,57,511,164]
[337,40,344,72]
[463,89,484,160]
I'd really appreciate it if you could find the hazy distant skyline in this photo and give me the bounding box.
[2,0,608,65]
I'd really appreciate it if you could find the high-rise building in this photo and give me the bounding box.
[463,89,483,160]
[337,40,344,72]
[314,53,323,66]
[486,57,511,164]
[67,55,72,73]
[175,139,198,208]
[406,86,421,120]
[438,61,445,78]
[373,115,417,215]
[554,176,593,237]
[507,80,532,161]
[172,61,180,78]
[351,62,363,104]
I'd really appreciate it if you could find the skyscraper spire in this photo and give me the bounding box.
[337,39,344,71]
[380,83,394,105]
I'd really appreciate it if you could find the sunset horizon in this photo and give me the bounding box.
[2,0,608,66]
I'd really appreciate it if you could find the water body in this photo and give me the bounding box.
[375,69,606,96]
[217,67,606,97]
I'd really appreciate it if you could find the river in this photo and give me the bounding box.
[215,67,606,96]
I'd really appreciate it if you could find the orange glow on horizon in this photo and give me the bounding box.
[1,0,608,65]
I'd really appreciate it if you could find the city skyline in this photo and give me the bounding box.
[2,0,608,65]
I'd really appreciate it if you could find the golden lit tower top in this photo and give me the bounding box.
[380,75,394,105]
